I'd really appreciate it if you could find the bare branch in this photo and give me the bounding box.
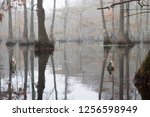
[125,11,150,17]
[97,0,142,10]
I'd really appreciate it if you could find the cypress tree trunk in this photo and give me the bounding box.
[37,0,49,43]
[36,0,54,54]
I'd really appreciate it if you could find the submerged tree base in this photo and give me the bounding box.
[115,41,134,46]
[35,41,54,56]
[134,50,150,100]
[6,41,16,46]
[19,42,35,46]
[134,40,150,44]
[103,38,112,45]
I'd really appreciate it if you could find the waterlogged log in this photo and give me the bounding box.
[134,50,150,100]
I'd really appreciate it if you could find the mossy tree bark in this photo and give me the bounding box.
[134,50,150,100]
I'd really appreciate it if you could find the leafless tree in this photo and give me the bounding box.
[7,0,14,43]
[22,1,28,43]
[50,0,56,41]
[100,0,111,44]
[30,0,35,42]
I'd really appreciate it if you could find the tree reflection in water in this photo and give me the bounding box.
[20,46,29,100]
[99,46,111,100]
[37,51,53,100]
[0,43,149,100]
[7,46,15,100]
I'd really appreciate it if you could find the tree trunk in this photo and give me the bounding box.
[22,1,28,43]
[78,0,86,42]
[64,0,69,41]
[30,0,35,42]
[8,0,13,40]
[126,3,130,38]
[35,0,54,54]
[6,0,15,45]
[50,0,56,41]
[134,50,150,100]
[125,3,133,44]
[37,0,49,43]
[146,0,149,39]
[100,0,111,44]
[112,0,115,31]
[118,0,126,44]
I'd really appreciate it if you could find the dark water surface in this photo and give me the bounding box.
[0,41,149,100]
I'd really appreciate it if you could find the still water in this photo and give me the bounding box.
[0,41,149,100]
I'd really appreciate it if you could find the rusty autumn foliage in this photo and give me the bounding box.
[0,0,27,22]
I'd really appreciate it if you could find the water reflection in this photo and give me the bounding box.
[99,46,111,100]
[7,46,15,100]
[20,46,29,100]
[0,42,149,100]
[29,47,35,99]
[37,50,53,100]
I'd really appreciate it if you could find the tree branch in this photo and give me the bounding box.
[97,0,141,10]
[125,11,150,17]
